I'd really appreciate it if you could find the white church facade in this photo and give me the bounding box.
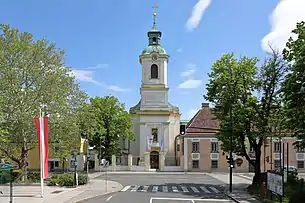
[129,11,181,170]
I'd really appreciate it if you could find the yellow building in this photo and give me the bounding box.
[27,137,87,172]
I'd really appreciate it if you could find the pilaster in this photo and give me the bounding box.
[128,154,132,171]
[184,138,188,172]
[111,155,116,171]
[159,152,165,171]
[144,152,150,171]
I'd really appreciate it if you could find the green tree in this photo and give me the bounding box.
[205,52,286,185]
[282,21,305,148]
[0,24,87,174]
[82,96,135,162]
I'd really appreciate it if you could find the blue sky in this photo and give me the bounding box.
[1,0,304,120]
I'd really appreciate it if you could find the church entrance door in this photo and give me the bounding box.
[150,151,159,169]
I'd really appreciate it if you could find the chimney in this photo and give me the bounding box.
[201,103,209,108]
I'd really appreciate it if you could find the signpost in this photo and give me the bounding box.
[267,170,283,200]
[101,159,109,192]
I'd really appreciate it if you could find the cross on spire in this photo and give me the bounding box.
[152,3,158,29]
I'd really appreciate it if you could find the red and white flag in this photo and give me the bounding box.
[34,116,49,179]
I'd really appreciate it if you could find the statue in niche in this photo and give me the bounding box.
[152,128,158,142]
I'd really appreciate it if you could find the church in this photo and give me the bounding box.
[129,8,181,170]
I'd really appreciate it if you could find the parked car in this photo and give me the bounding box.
[275,166,298,173]
[284,166,298,173]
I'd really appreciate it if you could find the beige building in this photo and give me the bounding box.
[180,103,305,173]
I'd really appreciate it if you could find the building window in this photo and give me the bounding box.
[296,141,305,152]
[192,160,199,168]
[211,142,219,152]
[152,37,157,43]
[55,161,59,168]
[211,160,218,168]
[152,128,158,142]
[70,160,76,168]
[274,142,281,152]
[192,142,199,152]
[297,161,304,169]
[151,64,158,79]
[274,160,281,169]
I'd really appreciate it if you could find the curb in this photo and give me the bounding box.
[224,190,240,203]
[72,183,123,203]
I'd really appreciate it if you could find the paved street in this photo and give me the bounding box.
[82,174,236,203]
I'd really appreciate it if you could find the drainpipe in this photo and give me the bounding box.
[174,134,180,165]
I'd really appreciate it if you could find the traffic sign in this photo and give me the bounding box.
[103,161,109,168]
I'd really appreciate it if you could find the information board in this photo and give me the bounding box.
[267,171,283,196]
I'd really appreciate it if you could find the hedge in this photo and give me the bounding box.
[48,173,88,187]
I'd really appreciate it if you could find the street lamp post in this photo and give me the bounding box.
[71,149,78,187]
[99,136,102,172]
[229,101,233,193]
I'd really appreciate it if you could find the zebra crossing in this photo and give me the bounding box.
[120,185,222,194]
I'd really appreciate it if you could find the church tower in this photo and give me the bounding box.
[129,5,181,171]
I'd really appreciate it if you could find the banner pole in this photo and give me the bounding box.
[39,108,44,198]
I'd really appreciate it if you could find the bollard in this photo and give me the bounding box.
[262,182,267,197]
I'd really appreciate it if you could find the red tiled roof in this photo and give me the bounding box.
[186,103,220,134]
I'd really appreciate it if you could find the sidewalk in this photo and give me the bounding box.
[208,173,252,185]
[224,184,261,203]
[0,172,123,203]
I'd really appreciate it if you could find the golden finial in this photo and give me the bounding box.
[152,3,158,16]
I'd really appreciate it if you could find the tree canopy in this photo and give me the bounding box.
[205,51,287,184]
[80,96,135,161]
[282,21,305,148]
[0,24,87,170]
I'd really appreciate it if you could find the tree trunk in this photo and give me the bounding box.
[105,120,111,163]
[249,148,262,193]
[19,148,29,181]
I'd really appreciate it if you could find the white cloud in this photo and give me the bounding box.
[108,85,130,92]
[186,0,212,31]
[71,69,130,92]
[71,69,104,86]
[180,63,197,77]
[186,109,199,120]
[87,64,109,70]
[179,79,202,89]
[176,48,183,53]
[261,0,305,53]
[179,64,202,89]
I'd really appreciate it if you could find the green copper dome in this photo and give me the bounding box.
[141,7,167,56]
[142,45,167,55]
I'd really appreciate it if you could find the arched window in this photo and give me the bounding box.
[152,37,157,43]
[151,64,158,79]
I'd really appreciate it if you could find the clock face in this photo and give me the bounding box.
[152,55,157,61]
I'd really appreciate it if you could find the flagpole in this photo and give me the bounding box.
[39,107,44,198]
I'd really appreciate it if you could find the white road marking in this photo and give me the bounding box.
[106,196,112,201]
[152,186,158,192]
[150,197,234,202]
[172,186,179,192]
[120,185,131,192]
[210,186,220,193]
[191,186,200,193]
[162,186,168,192]
[141,185,149,192]
[181,186,189,192]
[131,185,140,192]
[200,186,211,193]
